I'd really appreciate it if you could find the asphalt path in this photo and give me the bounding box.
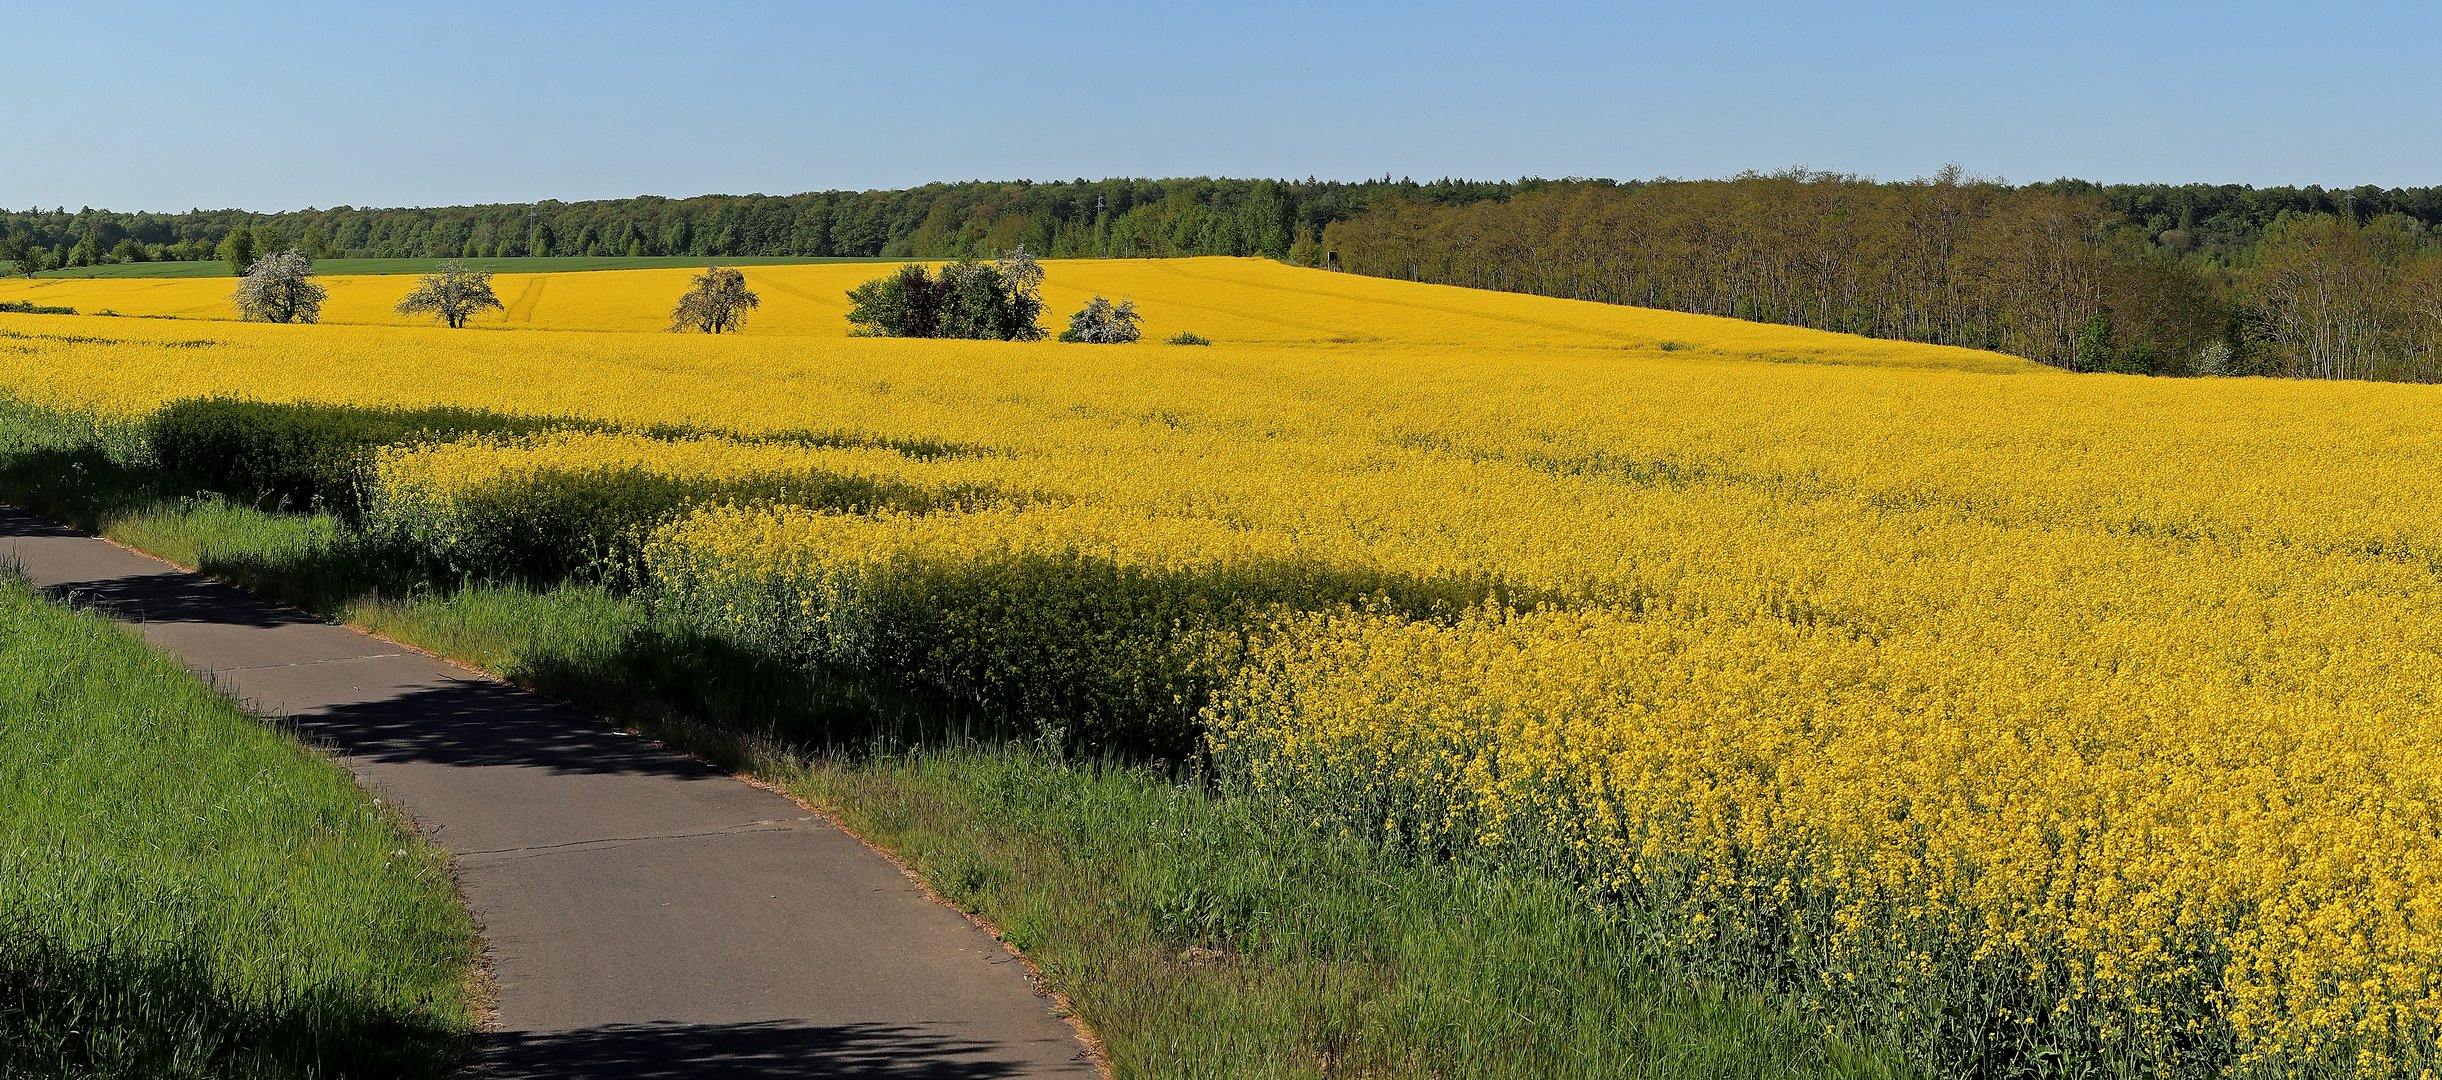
[3,505,1098,1078]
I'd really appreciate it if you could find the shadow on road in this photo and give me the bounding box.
[477,1020,1047,1079]
[287,678,730,780]
[37,571,321,628]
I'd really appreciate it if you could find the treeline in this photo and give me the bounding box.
[11,172,2442,379]
[0,177,1520,271]
[1325,171,2442,381]
[9,174,2434,275]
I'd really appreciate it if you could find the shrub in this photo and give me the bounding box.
[846,248,1046,341]
[845,265,942,338]
[0,301,74,315]
[1060,296,1141,343]
[2194,340,2235,376]
[1166,331,1211,346]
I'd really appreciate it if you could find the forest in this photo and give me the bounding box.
[0,177,1509,269]
[1325,171,2442,381]
[7,172,2439,380]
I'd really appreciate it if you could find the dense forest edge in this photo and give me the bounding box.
[8,170,2441,380]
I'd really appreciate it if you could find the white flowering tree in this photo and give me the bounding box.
[395,260,504,329]
[1059,295,1141,343]
[230,249,326,324]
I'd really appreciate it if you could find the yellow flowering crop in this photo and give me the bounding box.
[0,258,2038,369]
[3,257,2435,1074]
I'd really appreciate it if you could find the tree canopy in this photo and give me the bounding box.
[394,260,505,329]
[845,248,1047,340]
[1060,296,1142,343]
[670,266,759,333]
[0,231,37,278]
[230,249,325,324]
[218,226,256,276]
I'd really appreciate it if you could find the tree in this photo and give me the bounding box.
[2250,212,2432,380]
[0,231,38,277]
[846,264,944,338]
[1060,295,1142,343]
[219,226,257,276]
[670,266,759,333]
[844,248,1045,340]
[937,260,1020,339]
[394,260,505,328]
[996,245,1047,334]
[2192,340,2236,377]
[1287,227,1321,266]
[2073,312,2116,373]
[230,249,327,323]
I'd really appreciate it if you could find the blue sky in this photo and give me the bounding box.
[10,0,2438,212]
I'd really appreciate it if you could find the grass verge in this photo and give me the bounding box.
[0,400,1908,1078]
[0,577,479,1079]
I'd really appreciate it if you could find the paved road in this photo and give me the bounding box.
[2,505,1098,1079]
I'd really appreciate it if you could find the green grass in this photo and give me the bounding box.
[32,255,907,279]
[0,397,1910,1078]
[758,745,1904,1078]
[0,579,479,1079]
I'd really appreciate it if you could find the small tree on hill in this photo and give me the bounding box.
[231,249,326,324]
[395,260,505,328]
[1060,295,1141,343]
[671,266,759,333]
[219,226,257,276]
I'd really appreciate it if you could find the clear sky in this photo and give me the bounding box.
[11,0,2439,212]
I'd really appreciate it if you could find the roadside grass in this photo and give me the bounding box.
[34,255,907,280]
[0,400,1911,1078]
[0,579,479,1079]
[753,744,1904,1078]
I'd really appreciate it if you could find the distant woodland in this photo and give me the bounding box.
[1327,172,2442,381]
[8,172,2440,380]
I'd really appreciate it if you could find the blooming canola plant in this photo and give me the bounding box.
[2,257,2435,1075]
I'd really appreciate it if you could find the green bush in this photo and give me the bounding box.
[1166,331,1212,346]
[845,251,1046,340]
[0,301,75,315]
[147,399,579,519]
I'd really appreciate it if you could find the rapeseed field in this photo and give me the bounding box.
[3,258,2434,1076]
